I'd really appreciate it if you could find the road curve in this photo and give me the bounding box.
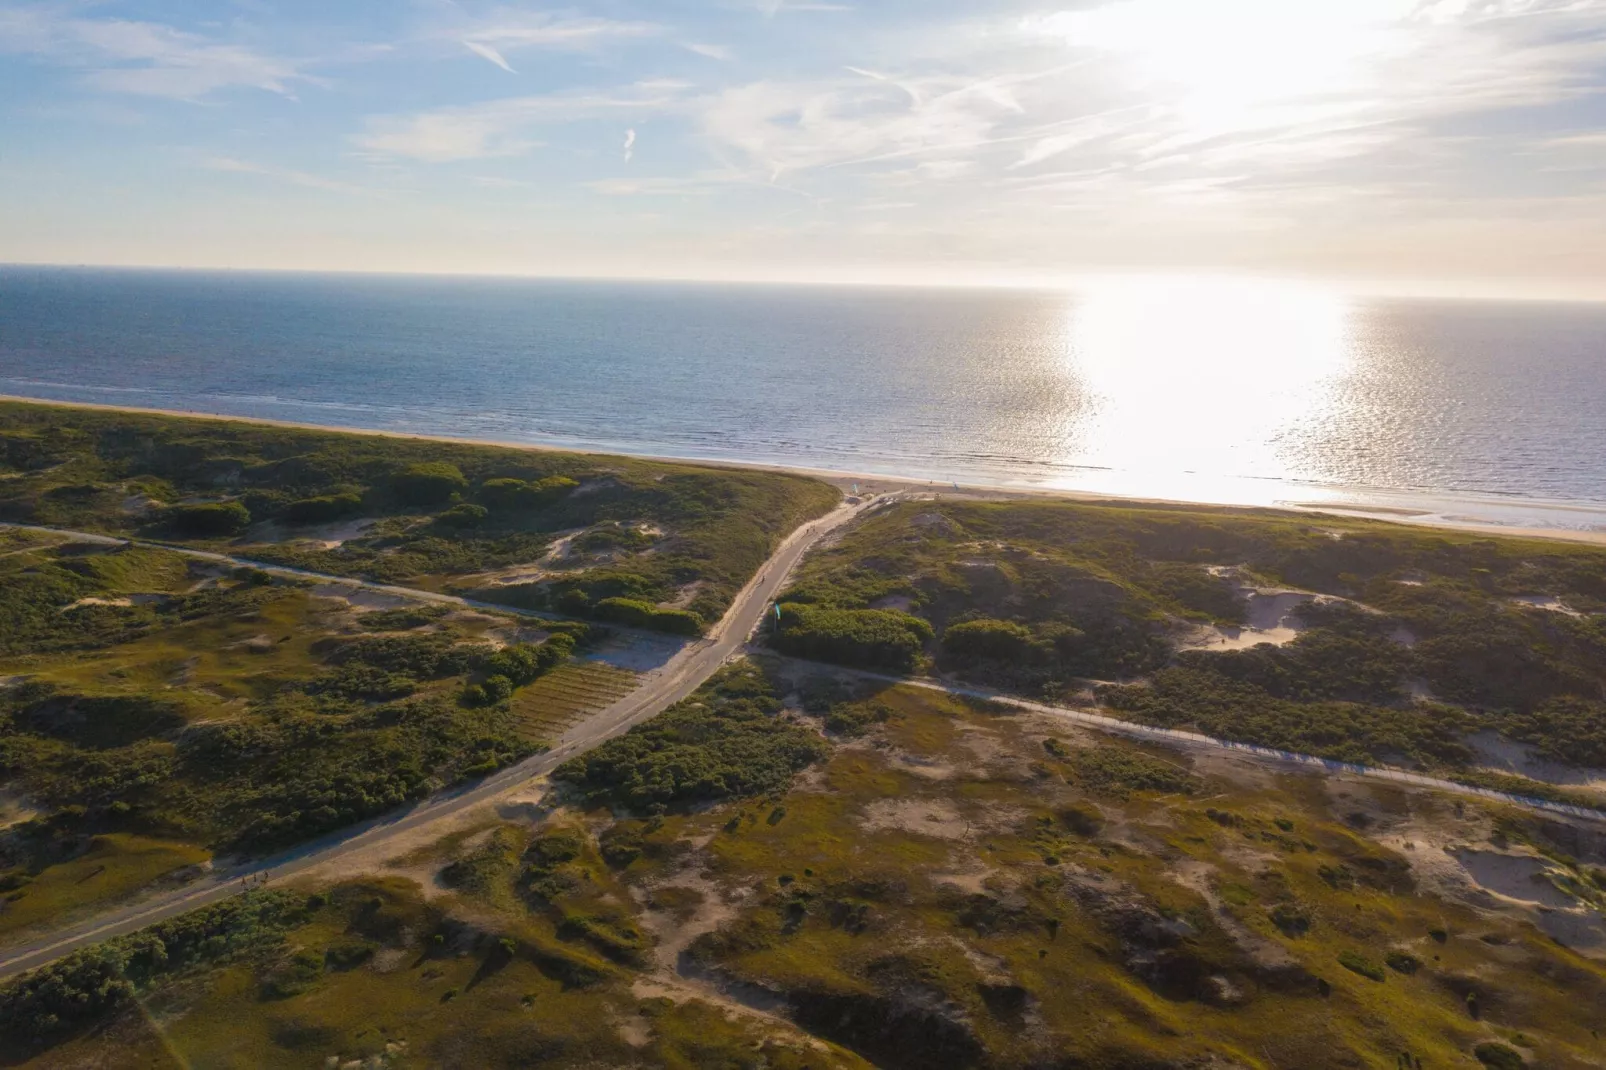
[0,495,882,982]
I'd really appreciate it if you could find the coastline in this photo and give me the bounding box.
[7,392,1606,548]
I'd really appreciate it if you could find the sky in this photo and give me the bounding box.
[4,0,1606,296]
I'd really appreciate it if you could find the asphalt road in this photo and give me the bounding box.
[0,495,882,981]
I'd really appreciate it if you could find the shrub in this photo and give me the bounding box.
[0,891,302,1041]
[1385,950,1421,975]
[940,619,1045,668]
[1474,1043,1525,1070]
[593,597,704,636]
[165,501,251,536]
[555,662,825,809]
[771,605,934,673]
[392,462,467,506]
[1338,950,1386,982]
[481,635,574,686]
[480,476,579,511]
[284,493,362,524]
[436,503,489,529]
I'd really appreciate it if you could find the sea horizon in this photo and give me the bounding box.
[5,265,1606,535]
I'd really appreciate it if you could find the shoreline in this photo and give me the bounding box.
[7,393,1606,548]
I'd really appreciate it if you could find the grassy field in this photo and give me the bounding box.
[6,658,1603,1068]
[0,399,839,633]
[770,497,1606,798]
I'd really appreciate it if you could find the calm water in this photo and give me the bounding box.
[3,267,1606,531]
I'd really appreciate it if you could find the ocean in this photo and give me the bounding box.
[3,266,1606,532]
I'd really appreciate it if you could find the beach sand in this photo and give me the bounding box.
[7,393,1606,547]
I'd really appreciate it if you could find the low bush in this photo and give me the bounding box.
[165,501,251,536]
[392,462,467,506]
[554,661,825,810]
[772,605,934,673]
[0,890,303,1041]
[284,493,362,524]
[592,597,704,636]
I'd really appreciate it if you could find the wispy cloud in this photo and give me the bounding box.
[205,156,381,196]
[354,84,687,162]
[684,42,732,61]
[0,5,309,99]
[444,9,658,71]
[623,128,637,162]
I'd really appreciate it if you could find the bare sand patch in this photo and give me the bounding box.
[1179,588,1333,652]
[1465,731,1606,792]
[662,581,707,610]
[932,869,995,895]
[869,594,915,612]
[1450,848,1578,909]
[309,583,414,612]
[859,797,970,841]
[1508,594,1584,617]
[248,517,377,549]
[61,596,133,611]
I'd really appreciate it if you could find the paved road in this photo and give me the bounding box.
[0,496,883,981]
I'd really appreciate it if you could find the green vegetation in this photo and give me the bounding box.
[0,399,838,630]
[772,604,934,672]
[592,596,704,636]
[773,497,1606,789]
[554,661,827,811]
[10,676,1606,1069]
[0,889,304,1042]
[0,536,588,939]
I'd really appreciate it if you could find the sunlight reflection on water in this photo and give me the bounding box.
[6,267,1606,532]
[1061,276,1350,501]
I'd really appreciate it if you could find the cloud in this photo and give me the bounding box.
[463,39,515,73]
[450,10,658,70]
[754,0,854,13]
[684,42,732,61]
[205,156,380,196]
[623,128,637,162]
[699,74,1025,181]
[0,6,309,99]
[355,85,686,162]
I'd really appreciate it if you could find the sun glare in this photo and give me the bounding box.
[1039,0,1415,130]
[1060,276,1351,501]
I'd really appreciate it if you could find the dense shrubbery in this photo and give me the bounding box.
[554,661,826,810]
[772,605,934,672]
[592,596,704,636]
[480,475,578,511]
[772,497,1606,777]
[0,549,545,858]
[392,462,467,506]
[436,502,488,528]
[0,400,837,624]
[461,635,575,705]
[1099,668,1478,768]
[165,500,251,536]
[0,890,304,1041]
[284,492,362,524]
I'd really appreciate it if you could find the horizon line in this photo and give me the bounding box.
[4,259,1606,305]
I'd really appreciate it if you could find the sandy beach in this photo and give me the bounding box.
[7,393,1606,548]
